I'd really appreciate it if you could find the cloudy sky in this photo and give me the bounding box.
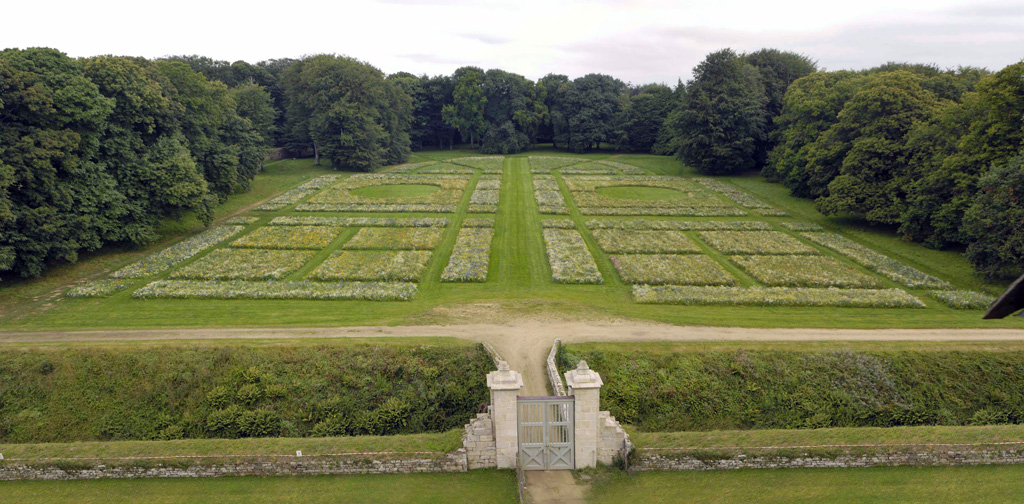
[5,0,1023,84]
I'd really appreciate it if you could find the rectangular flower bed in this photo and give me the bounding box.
[232,226,344,249]
[610,254,736,285]
[442,228,495,282]
[593,230,703,254]
[731,255,883,288]
[342,228,445,250]
[542,229,603,284]
[169,249,316,280]
[309,250,432,282]
[699,231,818,255]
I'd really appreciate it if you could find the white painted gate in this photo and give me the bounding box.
[517,396,574,470]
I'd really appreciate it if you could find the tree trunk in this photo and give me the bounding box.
[314,143,320,166]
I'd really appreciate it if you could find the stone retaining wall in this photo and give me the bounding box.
[0,451,468,481]
[633,446,1024,471]
[463,412,497,469]
[547,339,566,396]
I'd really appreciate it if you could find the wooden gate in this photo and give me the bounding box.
[517,396,574,470]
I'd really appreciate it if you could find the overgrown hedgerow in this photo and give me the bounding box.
[0,343,491,443]
[559,346,1024,432]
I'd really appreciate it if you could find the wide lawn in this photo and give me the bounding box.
[588,465,1024,504]
[0,471,518,504]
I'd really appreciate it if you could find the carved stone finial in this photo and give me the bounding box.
[498,360,510,372]
[577,360,590,371]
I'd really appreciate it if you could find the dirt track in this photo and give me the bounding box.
[5,321,1024,396]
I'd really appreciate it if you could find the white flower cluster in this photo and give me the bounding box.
[596,160,646,175]
[256,175,342,211]
[388,161,438,173]
[610,254,736,285]
[542,229,603,284]
[780,221,823,232]
[593,230,702,254]
[309,250,432,282]
[462,218,495,228]
[134,280,418,301]
[170,249,316,280]
[468,177,500,213]
[420,163,475,175]
[929,290,996,310]
[801,233,951,289]
[448,156,505,172]
[442,228,495,282]
[224,216,260,225]
[342,227,444,250]
[527,156,587,173]
[297,202,457,213]
[731,255,883,288]
[561,163,619,175]
[694,178,772,209]
[269,216,449,228]
[112,226,245,278]
[533,175,569,214]
[633,285,926,308]
[699,231,819,255]
[232,226,343,249]
[586,219,771,231]
[541,219,577,229]
[66,278,136,298]
[299,174,468,213]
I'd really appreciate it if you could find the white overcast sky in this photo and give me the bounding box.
[4,0,1023,84]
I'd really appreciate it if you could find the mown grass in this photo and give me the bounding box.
[587,465,1024,504]
[1,150,1020,332]
[0,471,519,504]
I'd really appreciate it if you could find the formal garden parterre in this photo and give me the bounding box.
[63,155,998,313]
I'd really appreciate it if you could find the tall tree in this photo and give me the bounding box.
[282,54,410,171]
[538,74,570,147]
[83,55,211,244]
[669,49,768,175]
[615,83,674,153]
[742,49,817,166]
[563,73,624,152]
[442,67,487,147]
[962,155,1024,280]
[815,71,938,224]
[0,48,125,279]
[764,70,868,196]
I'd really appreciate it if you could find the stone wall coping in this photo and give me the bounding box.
[565,360,603,389]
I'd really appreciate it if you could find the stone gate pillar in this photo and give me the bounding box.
[487,360,523,469]
[565,360,603,469]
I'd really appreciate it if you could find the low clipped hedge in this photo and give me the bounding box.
[558,345,1024,432]
[0,341,491,443]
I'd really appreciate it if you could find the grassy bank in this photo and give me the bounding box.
[0,338,490,443]
[560,341,1024,431]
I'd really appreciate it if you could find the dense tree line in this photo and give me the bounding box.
[2,46,1021,281]
[0,48,272,280]
[762,61,1023,279]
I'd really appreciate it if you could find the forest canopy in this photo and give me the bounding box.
[1,47,1021,281]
